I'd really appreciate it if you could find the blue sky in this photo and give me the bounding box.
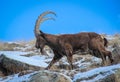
[0,0,120,41]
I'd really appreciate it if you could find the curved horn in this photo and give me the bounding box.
[34,11,56,37]
[41,17,55,23]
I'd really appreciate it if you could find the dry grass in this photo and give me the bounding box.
[0,41,23,51]
[108,35,120,46]
[0,39,36,51]
[27,39,36,45]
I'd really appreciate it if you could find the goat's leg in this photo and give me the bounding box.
[66,55,73,70]
[64,43,73,70]
[92,50,106,66]
[107,51,114,64]
[45,54,63,70]
[103,51,114,65]
[97,50,107,66]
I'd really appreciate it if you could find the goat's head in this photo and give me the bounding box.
[34,11,56,53]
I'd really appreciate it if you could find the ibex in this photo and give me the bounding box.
[34,11,113,69]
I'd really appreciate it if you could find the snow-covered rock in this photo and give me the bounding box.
[0,54,47,76]
[0,71,37,82]
[0,70,72,82]
[73,64,120,82]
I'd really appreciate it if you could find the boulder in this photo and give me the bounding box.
[0,70,72,82]
[0,54,45,76]
[29,70,72,82]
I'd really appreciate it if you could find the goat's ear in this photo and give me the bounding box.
[39,31,45,38]
[40,30,44,34]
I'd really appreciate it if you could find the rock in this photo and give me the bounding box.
[0,54,44,76]
[29,70,72,82]
[73,64,120,82]
[112,43,120,64]
[114,69,120,82]
[0,70,72,82]
[99,69,120,82]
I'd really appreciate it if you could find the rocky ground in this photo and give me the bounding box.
[0,34,120,82]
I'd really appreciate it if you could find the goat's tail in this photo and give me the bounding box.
[103,38,108,47]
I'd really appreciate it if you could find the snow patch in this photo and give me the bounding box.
[0,51,32,56]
